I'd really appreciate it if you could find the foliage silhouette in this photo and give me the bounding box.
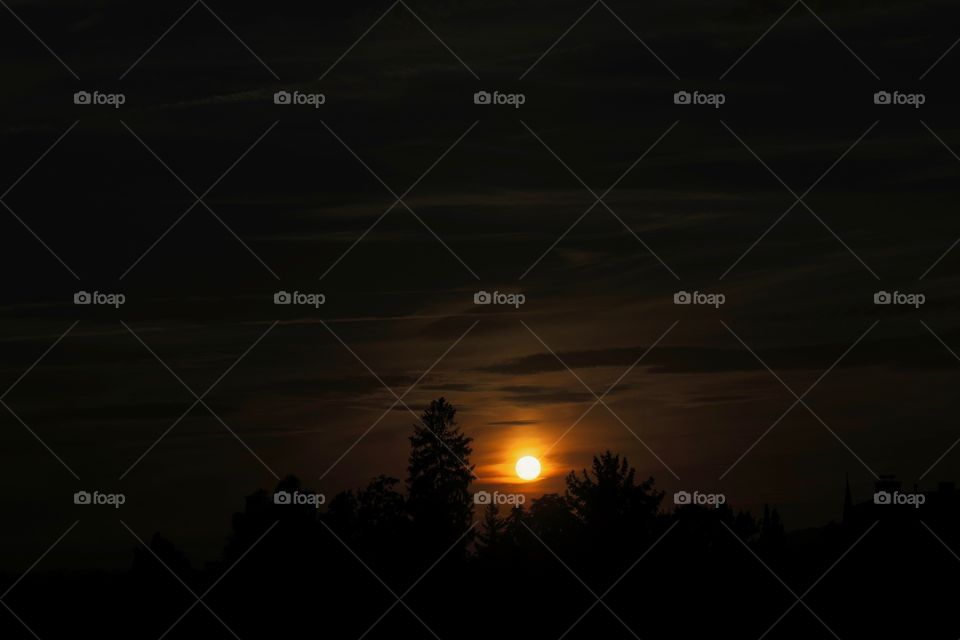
[4,398,960,639]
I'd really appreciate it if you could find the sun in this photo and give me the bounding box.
[515,455,542,481]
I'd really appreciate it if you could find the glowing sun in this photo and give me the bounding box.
[515,455,542,481]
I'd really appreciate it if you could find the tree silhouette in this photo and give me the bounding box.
[565,450,663,538]
[15,397,960,639]
[406,397,475,554]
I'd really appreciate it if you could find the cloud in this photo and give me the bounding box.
[478,334,960,377]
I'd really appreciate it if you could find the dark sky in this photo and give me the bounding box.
[2,0,960,568]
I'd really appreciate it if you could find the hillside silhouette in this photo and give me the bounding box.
[3,398,959,639]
